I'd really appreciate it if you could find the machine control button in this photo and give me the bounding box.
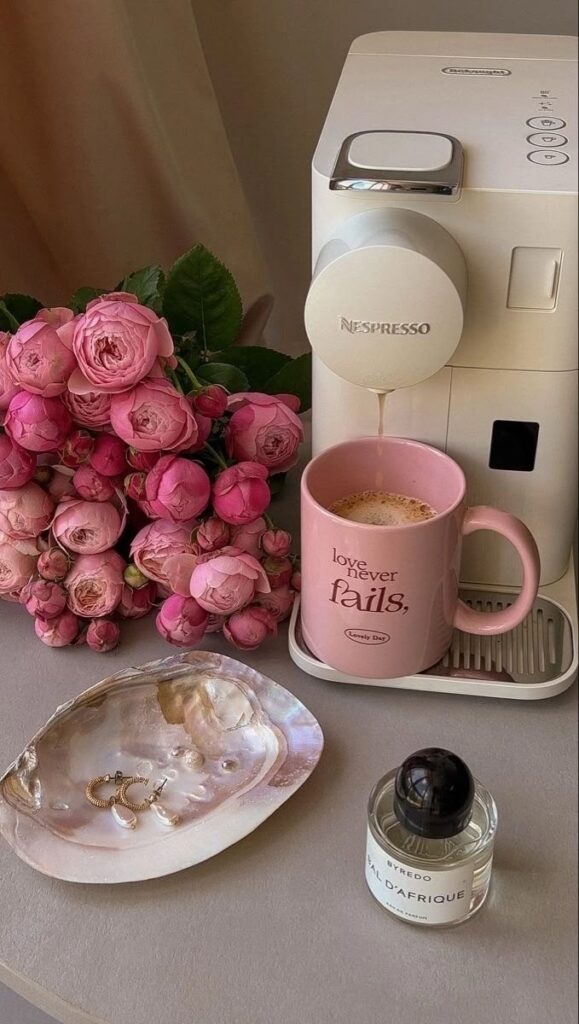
[507,247,562,310]
[526,117,566,130]
[526,132,567,148]
[527,150,570,165]
[348,132,453,172]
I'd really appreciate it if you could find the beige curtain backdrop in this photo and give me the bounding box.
[0,0,267,310]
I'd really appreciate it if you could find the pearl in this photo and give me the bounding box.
[150,802,181,827]
[111,803,137,830]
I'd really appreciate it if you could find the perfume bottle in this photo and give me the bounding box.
[366,748,497,927]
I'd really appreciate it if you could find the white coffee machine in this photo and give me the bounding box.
[290,32,578,699]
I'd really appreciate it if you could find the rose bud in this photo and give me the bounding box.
[4,392,72,452]
[37,546,70,582]
[62,389,112,429]
[52,498,124,554]
[261,528,291,558]
[225,393,304,473]
[212,462,270,526]
[89,434,128,477]
[196,516,230,552]
[117,579,156,619]
[110,377,197,452]
[6,310,76,397]
[69,293,174,394]
[291,570,301,592]
[262,555,293,590]
[186,412,212,454]
[65,549,125,617]
[223,605,277,651]
[193,385,228,419]
[124,563,149,589]
[256,585,295,622]
[130,519,197,588]
[156,594,208,648]
[145,456,211,522]
[58,429,94,468]
[189,547,270,615]
[35,609,79,647]
[126,448,160,472]
[124,472,147,501]
[73,464,118,502]
[22,579,67,619]
[0,434,36,489]
[0,482,54,539]
[0,331,19,411]
[0,534,38,596]
[229,517,266,558]
[86,618,121,653]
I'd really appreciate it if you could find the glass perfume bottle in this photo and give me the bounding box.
[366,748,497,927]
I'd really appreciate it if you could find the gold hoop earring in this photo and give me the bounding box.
[85,771,139,830]
[117,776,150,812]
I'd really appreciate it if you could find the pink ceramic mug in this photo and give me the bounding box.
[301,436,540,679]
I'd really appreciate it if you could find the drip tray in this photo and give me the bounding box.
[288,588,577,700]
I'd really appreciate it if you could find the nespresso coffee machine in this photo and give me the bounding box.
[290,32,578,698]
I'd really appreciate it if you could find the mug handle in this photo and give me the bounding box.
[452,506,540,636]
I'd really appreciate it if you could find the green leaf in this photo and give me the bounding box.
[197,362,248,392]
[0,300,19,333]
[70,287,107,314]
[263,352,312,412]
[120,265,165,312]
[163,244,242,348]
[212,346,290,390]
[0,293,43,324]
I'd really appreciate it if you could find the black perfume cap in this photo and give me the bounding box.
[393,748,475,839]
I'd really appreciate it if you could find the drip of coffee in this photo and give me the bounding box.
[329,490,436,526]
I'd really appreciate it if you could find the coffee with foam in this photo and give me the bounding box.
[329,490,436,526]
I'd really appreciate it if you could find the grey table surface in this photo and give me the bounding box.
[0,468,577,1024]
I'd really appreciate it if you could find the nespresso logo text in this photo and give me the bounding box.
[340,318,431,336]
[441,66,511,77]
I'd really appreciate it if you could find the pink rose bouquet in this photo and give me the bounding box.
[0,243,309,652]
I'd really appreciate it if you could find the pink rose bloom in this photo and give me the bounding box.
[274,393,301,413]
[35,609,79,647]
[22,579,67,619]
[5,392,72,452]
[6,310,76,397]
[189,547,270,615]
[0,332,19,410]
[0,533,38,595]
[110,377,197,452]
[0,435,35,489]
[193,385,228,419]
[46,467,77,501]
[186,412,212,454]
[223,605,277,651]
[86,618,121,652]
[63,389,111,428]
[156,594,208,648]
[52,498,124,554]
[126,448,160,471]
[58,429,94,468]
[196,516,230,552]
[73,465,118,502]
[130,519,196,587]
[69,293,174,395]
[256,584,295,622]
[262,555,293,590]
[212,462,270,526]
[230,516,266,557]
[262,528,291,558]
[89,434,128,477]
[225,393,304,473]
[65,549,125,617]
[0,482,53,538]
[38,546,70,582]
[145,456,211,522]
[117,579,156,619]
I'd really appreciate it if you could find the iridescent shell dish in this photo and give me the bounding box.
[0,652,323,883]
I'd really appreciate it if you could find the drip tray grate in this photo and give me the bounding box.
[426,591,571,685]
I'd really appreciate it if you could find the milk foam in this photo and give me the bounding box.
[329,490,436,526]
